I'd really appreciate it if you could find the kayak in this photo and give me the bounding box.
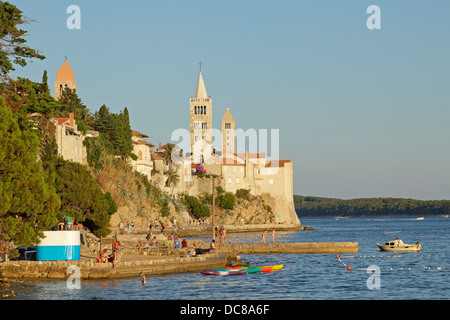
[224,264,284,273]
[200,270,245,276]
[211,267,263,274]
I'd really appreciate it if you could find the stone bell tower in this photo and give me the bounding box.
[189,67,213,163]
[54,58,77,101]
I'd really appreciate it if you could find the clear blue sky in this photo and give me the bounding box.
[10,0,450,200]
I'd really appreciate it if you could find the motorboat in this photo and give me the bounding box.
[376,238,422,252]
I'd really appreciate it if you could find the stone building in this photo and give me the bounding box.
[185,70,300,226]
[51,113,98,164]
[189,71,213,163]
[131,130,154,181]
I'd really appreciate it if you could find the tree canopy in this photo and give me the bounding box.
[0,1,45,79]
[294,195,450,217]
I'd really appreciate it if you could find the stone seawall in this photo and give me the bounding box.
[220,242,358,254]
[0,252,232,280]
[178,223,303,236]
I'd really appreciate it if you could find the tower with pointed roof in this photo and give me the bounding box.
[222,107,235,155]
[54,58,77,101]
[190,70,213,163]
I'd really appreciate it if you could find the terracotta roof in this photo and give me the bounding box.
[265,159,292,168]
[157,143,171,150]
[56,60,75,82]
[132,130,149,139]
[133,139,155,147]
[152,153,164,160]
[57,118,70,125]
[236,152,266,159]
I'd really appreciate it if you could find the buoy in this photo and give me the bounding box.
[336,254,339,259]
[347,265,351,271]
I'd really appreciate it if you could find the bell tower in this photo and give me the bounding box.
[221,107,235,155]
[54,58,77,101]
[190,66,213,163]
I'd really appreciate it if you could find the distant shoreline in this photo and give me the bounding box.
[294,195,450,218]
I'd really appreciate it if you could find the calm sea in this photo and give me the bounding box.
[4,217,450,300]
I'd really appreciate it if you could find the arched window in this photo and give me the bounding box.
[204,106,207,115]
[200,106,203,114]
[194,106,197,114]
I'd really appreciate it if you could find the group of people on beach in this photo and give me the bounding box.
[261,229,276,243]
[214,227,227,244]
[96,239,121,268]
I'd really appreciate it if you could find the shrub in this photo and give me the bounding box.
[183,195,210,218]
[236,189,250,200]
[217,193,236,210]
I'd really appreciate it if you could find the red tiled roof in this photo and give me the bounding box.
[265,159,292,168]
[57,118,70,125]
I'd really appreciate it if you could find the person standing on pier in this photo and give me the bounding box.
[261,230,267,243]
[272,229,276,243]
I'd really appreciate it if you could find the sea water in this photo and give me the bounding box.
[4,218,450,300]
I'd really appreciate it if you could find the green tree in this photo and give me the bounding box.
[161,143,175,186]
[0,1,45,79]
[0,96,60,255]
[43,156,113,237]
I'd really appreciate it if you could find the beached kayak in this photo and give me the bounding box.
[200,270,245,276]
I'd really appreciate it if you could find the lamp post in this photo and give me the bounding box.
[212,177,215,241]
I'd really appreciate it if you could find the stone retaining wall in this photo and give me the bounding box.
[0,252,232,280]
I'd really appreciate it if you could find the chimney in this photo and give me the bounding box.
[69,112,74,127]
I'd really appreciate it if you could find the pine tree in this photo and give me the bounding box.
[0,96,60,255]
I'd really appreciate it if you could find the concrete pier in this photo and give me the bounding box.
[220,242,358,254]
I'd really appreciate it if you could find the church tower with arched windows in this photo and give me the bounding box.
[54,58,77,101]
[190,70,213,163]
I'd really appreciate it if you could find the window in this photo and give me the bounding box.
[236,178,240,184]
[225,123,231,129]
[204,106,207,114]
[194,136,199,142]
[228,178,231,184]
[194,106,197,114]
[202,122,207,129]
[194,122,200,129]
[269,179,274,185]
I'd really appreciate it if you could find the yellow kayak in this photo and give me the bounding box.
[225,264,283,272]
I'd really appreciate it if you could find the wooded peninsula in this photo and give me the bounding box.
[294,195,450,217]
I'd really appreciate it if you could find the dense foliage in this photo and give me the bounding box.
[294,195,450,217]
[183,195,210,219]
[0,96,60,253]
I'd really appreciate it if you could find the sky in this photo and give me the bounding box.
[9,0,450,200]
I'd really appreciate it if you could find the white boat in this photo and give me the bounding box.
[416,217,424,220]
[376,239,422,252]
